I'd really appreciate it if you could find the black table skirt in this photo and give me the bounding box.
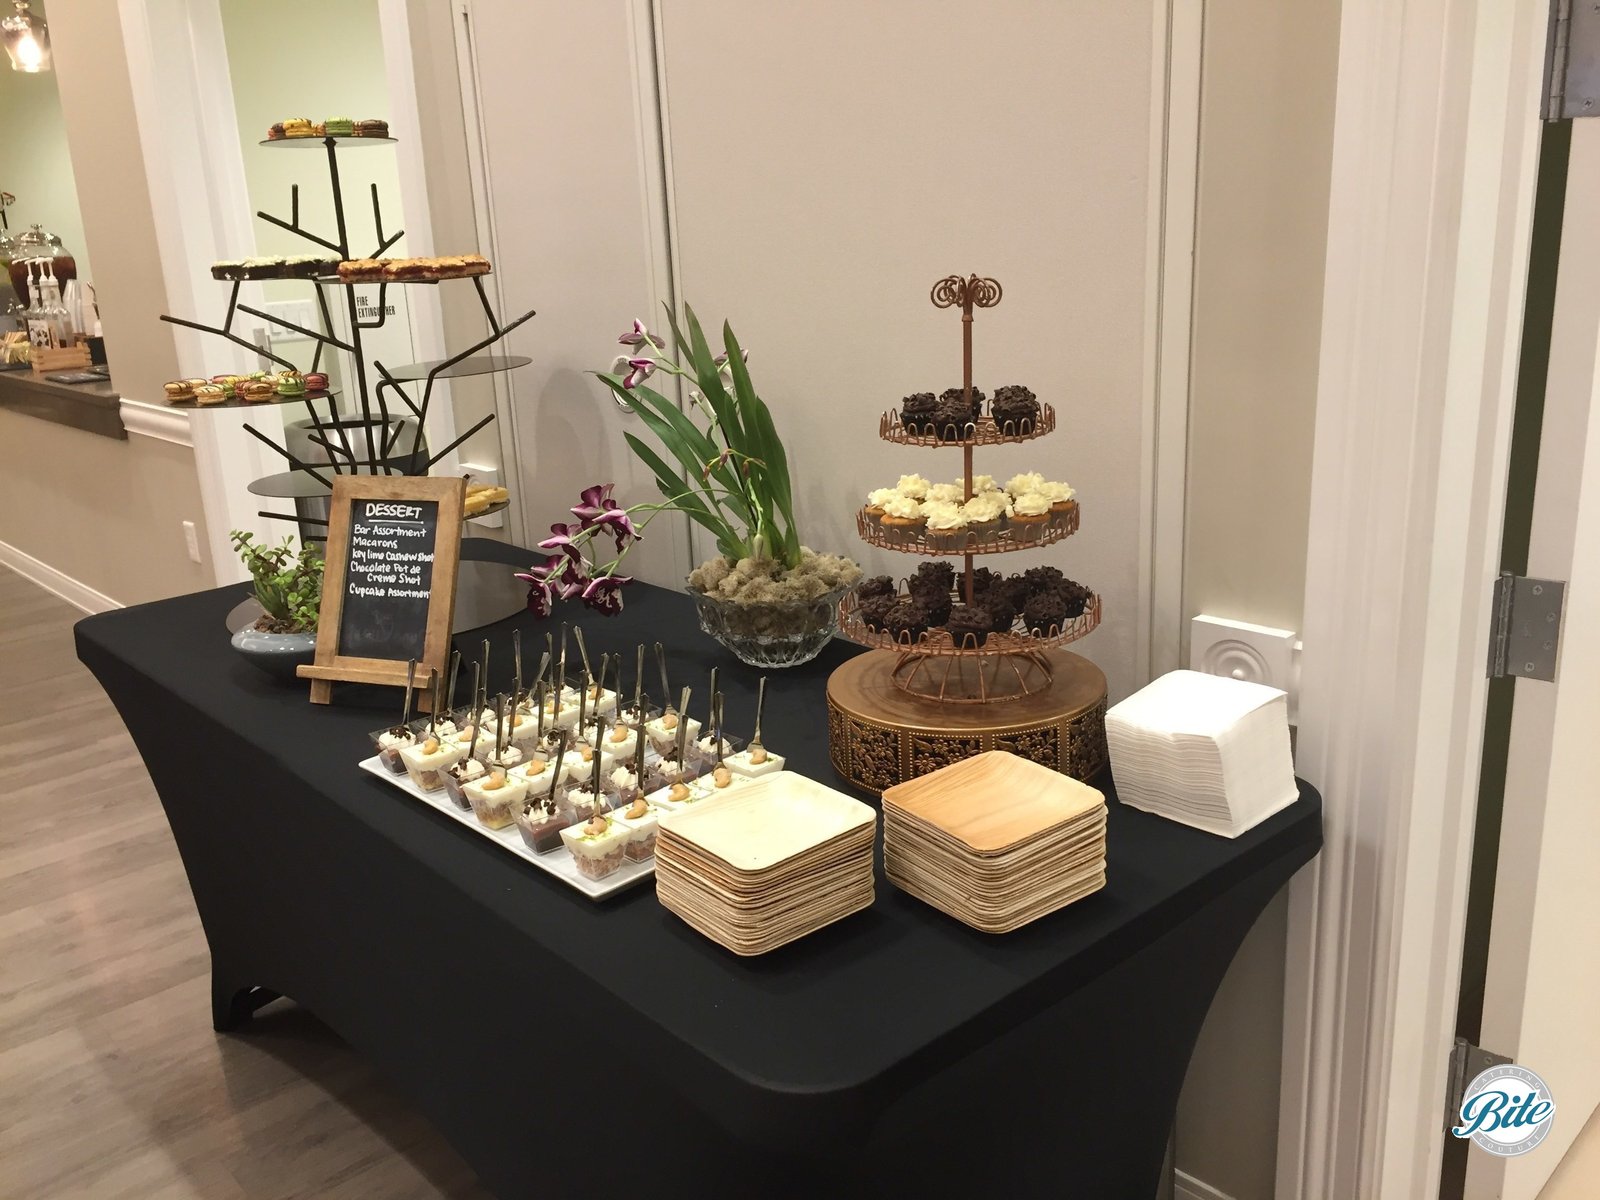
[77,540,1321,1199]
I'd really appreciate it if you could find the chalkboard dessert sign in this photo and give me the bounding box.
[299,475,466,707]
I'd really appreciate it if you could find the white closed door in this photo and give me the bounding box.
[1465,118,1600,1200]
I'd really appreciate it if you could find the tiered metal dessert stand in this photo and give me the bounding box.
[826,273,1110,795]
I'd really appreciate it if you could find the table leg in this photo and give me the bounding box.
[211,967,281,1033]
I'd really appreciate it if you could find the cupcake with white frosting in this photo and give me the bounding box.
[895,473,932,500]
[922,500,970,551]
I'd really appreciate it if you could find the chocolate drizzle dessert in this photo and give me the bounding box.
[900,391,938,434]
[991,384,1040,435]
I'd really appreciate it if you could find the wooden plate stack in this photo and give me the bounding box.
[882,750,1107,933]
[655,772,878,956]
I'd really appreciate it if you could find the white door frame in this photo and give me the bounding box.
[1139,0,1203,682]
[1276,0,1549,1196]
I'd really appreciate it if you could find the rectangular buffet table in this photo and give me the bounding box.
[77,551,1322,1200]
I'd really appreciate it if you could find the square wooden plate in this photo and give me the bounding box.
[657,771,876,874]
[881,750,1105,856]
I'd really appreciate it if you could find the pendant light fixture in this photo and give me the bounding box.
[2,1,51,73]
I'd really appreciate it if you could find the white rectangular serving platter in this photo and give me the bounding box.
[358,755,655,900]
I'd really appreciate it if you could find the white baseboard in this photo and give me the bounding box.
[0,540,123,614]
[119,399,194,447]
[1175,1170,1238,1200]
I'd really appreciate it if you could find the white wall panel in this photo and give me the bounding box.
[464,0,691,587]
[656,0,1152,698]
[466,0,1152,693]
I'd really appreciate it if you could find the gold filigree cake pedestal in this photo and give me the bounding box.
[826,648,1109,797]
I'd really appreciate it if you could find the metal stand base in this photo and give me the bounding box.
[826,648,1109,797]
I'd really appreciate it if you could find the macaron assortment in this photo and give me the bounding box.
[162,370,326,406]
[266,117,389,141]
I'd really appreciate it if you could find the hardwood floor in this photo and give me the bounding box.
[0,568,490,1199]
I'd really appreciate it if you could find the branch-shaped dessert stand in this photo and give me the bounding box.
[160,132,536,540]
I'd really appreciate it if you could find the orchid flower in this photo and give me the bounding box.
[515,571,555,618]
[579,572,633,616]
[622,356,657,389]
[712,347,749,370]
[617,319,665,351]
[537,522,583,561]
[572,483,640,550]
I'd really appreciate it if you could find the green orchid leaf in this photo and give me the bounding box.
[622,433,742,550]
[600,372,756,530]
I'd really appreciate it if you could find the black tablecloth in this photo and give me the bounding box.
[77,539,1322,1199]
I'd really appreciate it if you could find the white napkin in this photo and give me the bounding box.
[1107,670,1298,837]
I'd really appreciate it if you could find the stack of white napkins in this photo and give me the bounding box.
[654,772,876,956]
[1106,670,1298,838]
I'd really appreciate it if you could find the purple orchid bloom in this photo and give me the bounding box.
[553,558,589,600]
[516,571,555,618]
[580,572,633,616]
[537,522,583,561]
[617,320,665,351]
[571,482,640,550]
[622,357,657,390]
[712,347,749,368]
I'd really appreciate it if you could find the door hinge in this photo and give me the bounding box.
[1544,0,1600,119]
[1445,1038,1513,1133]
[1487,572,1566,681]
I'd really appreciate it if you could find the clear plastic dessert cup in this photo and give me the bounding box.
[442,756,486,810]
[643,711,701,755]
[462,771,528,831]
[724,745,785,779]
[514,802,572,855]
[609,797,663,862]
[688,734,743,781]
[371,725,416,774]
[559,813,629,880]
[399,736,467,794]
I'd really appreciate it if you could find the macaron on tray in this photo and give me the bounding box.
[266,116,389,140]
[162,369,329,407]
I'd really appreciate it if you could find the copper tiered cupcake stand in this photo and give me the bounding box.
[826,273,1110,796]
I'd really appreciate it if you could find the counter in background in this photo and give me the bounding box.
[0,366,123,439]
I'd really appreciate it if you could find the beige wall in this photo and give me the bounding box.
[1176,0,1341,1197]
[0,411,212,605]
[404,0,506,517]
[660,0,1152,701]
[0,0,214,607]
[0,58,93,282]
[463,0,1153,696]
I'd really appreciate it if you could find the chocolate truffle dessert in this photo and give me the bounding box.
[1058,578,1094,617]
[1023,590,1069,636]
[941,385,986,421]
[912,561,956,594]
[981,588,1018,631]
[997,574,1032,613]
[991,384,1041,435]
[882,599,930,643]
[916,588,953,627]
[930,394,973,443]
[946,604,994,647]
[859,593,897,632]
[1023,564,1066,596]
[900,391,938,434]
[858,574,897,601]
[969,566,1005,595]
